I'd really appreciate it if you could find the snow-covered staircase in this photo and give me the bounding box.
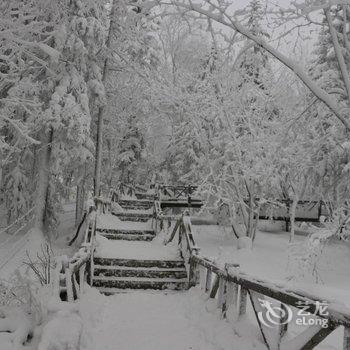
[96,228,156,241]
[112,211,153,222]
[93,257,187,293]
[118,199,153,210]
[93,198,188,294]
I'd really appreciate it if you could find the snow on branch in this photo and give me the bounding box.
[0,115,40,146]
[159,0,350,131]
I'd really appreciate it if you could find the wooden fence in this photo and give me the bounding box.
[52,210,97,301]
[166,212,350,350]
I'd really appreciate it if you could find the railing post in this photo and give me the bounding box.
[188,256,197,288]
[344,328,350,350]
[217,277,226,309]
[205,268,212,293]
[278,303,289,344]
[239,287,248,317]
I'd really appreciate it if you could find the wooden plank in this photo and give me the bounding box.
[210,274,220,298]
[199,265,207,290]
[344,327,350,350]
[299,324,337,349]
[191,254,350,328]
[79,265,85,295]
[65,267,73,302]
[280,323,337,350]
[278,303,289,345]
[188,257,197,288]
[239,286,248,316]
[205,269,212,293]
[249,291,280,350]
[217,277,225,309]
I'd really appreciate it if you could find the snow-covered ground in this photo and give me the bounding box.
[189,222,349,350]
[79,287,265,350]
[192,224,350,291]
[97,213,153,231]
[95,233,180,260]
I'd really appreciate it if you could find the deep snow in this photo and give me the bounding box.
[80,287,266,350]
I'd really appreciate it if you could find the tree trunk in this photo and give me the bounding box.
[94,0,116,197]
[289,195,299,243]
[34,128,53,236]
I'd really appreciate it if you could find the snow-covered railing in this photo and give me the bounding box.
[155,184,198,199]
[94,196,111,214]
[165,211,200,283]
[166,212,350,350]
[152,200,170,233]
[53,210,97,301]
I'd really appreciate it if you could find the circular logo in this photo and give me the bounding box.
[257,299,293,328]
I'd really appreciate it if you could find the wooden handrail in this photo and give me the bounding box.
[191,254,350,328]
[53,210,97,301]
[169,208,350,349]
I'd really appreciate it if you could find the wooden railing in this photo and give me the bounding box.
[166,213,350,350]
[155,184,198,199]
[95,196,111,214]
[52,210,97,301]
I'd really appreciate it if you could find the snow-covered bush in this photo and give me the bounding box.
[38,307,82,350]
[23,244,56,286]
[0,270,51,348]
[287,206,350,283]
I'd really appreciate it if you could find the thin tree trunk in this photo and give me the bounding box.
[325,8,350,102]
[289,195,299,243]
[34,128,53,236]
[171,1,350,131]
[94,0,116,197]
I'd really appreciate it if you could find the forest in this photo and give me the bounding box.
[0,0,350,349]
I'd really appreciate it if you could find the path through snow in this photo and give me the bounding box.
[82,288,264,350]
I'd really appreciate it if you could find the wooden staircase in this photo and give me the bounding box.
[92,198,188,294]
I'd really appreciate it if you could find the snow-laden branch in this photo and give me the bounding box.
[1,115,40,146]
[158,0,350,131]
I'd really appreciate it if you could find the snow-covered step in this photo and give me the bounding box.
[134,192,155,200]
[111,211,153,222]
[96,228,156,241]
[118,199,153,210]
[93,257,185,269]
[94,265,187,279]
[96,228,155,235]
[93,276,188,291]
[100,233,155,241]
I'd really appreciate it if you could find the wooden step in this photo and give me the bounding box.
[96,228,155,236]
[111,212,153,222]
[94,265,187,279]
[92,276,188,290]
[135,192,155,200]
[99,233,155,241]
[93,257,185,269]
[118,199,153,210]
[94,287,185,295]
[96,228,156,241]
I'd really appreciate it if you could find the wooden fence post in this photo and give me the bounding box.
[210,274,220,298]
[278,303,289,344]
[217,277,226,309]
[239,286,248,317]
[65,267,73,302]
[189,257,197,287]
[205,269,212,293]
[79,264,85,295]
[344,327,350,350]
